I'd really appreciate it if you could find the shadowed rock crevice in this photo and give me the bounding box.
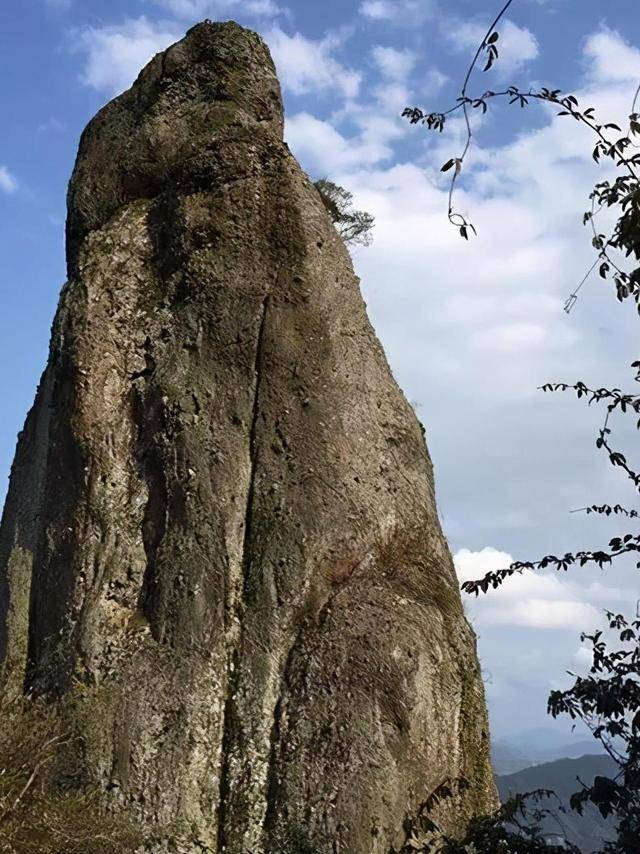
[0,20,496,853]
[241,292,271,601]
[131,381,169,634]
[217,289,272,852]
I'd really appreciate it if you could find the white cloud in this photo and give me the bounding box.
[454,547,602,630]
[74,17,181,96]
[285,112,396,174]
[423,67,448,94]
[246,0,281,13]
[359,0,437,23]
[151,0,281,17]
[454,547,515,584]
[360,0,394,18]
[371,45,416,81]
[573,644,593,670]
[331,155,587,410]
[449,18,539,77]
[583,27,640,85]
[369,47,421,109]
[491,599,600,630]
[373,81,411,107]
[470,320,576,354]
[0,167,18,195]
[266,27,361,99]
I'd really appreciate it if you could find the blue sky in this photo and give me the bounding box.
[2,0,640,743]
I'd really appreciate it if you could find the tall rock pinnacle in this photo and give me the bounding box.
[0,21,496,853]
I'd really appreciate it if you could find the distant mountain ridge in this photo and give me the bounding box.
[496,754,617,852]
[492,728,608,775]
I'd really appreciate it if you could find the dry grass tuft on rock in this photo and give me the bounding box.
[0,689,143,854]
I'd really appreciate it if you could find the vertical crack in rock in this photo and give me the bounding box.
[217,663,238,854]
[241,293,270,599]
[132,381,169,635]
[261,628,299,841]
[217,291,270,853]
[0,20,497,853]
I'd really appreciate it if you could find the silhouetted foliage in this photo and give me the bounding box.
[437,791,579,854]
[548,612,640,853]
[393,777,577,852]
[405,0,640,851]
[314,178,375,246]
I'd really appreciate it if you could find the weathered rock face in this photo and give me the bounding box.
[0,21,496,853]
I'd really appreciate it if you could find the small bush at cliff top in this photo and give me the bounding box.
[314,178,375,247]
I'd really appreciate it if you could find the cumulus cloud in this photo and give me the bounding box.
[150,0,281,18]
[331,155,588,413]
[372,81,410,107]
[360,0,394,18]
[583,26,640,85]
[284,43,419,172]
[285,112,398,174]
[266,27,361,98]
[74,17,181,96]
[0,167,18,195]
[371,45,416,81]
[359,0,437,24]
[423,67,448,94]
[454,547,601,630]
[369,45,422,107]
[448,18,539,77]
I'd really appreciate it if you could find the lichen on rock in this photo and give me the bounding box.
[0,20,496,853]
